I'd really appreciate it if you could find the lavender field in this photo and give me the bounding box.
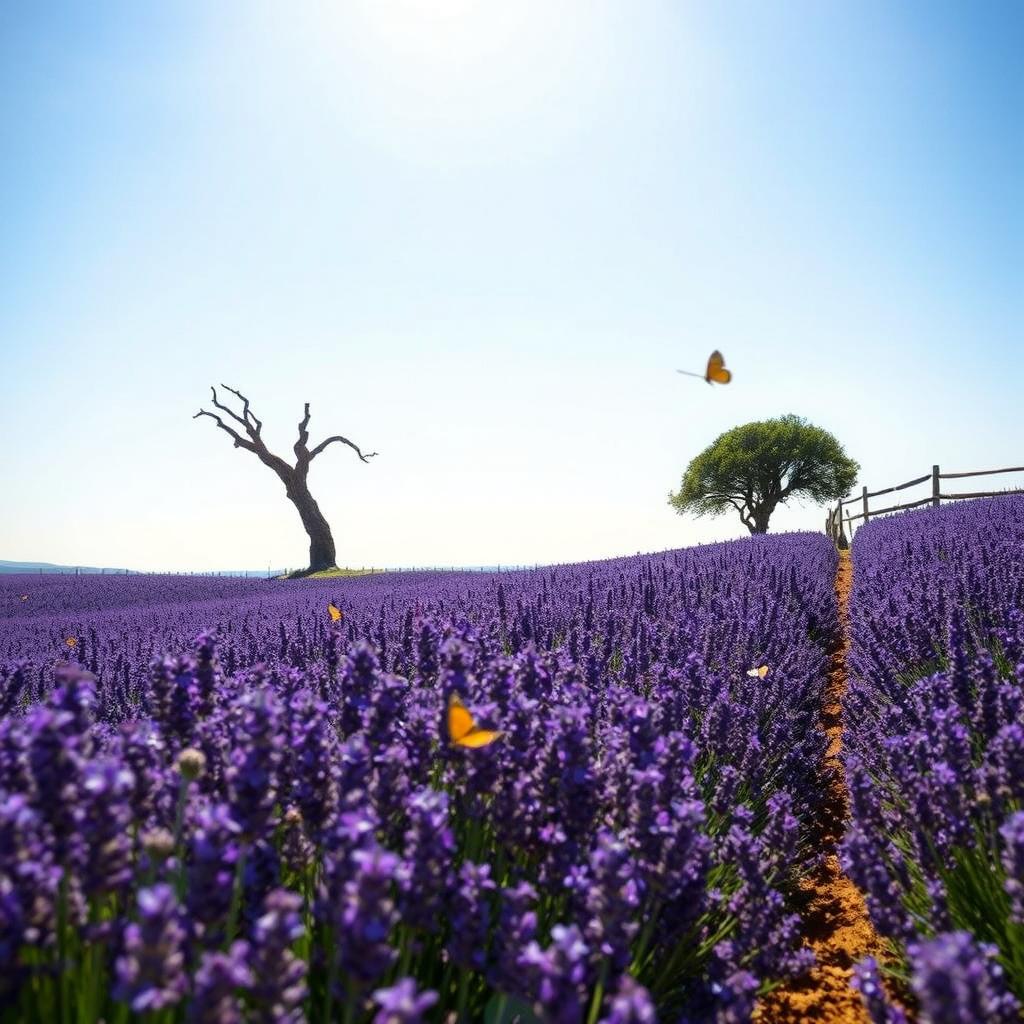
[1,501,1023,1023]
[844,495,1024,1022]
[0,536,838,1023]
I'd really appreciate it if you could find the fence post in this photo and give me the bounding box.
[932,465,940,507]
[862,486,869,523]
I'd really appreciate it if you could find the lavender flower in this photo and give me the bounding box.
[26,706,84,869]
[371,977,438,1024]
[80,757,135,897]
[227,686,284,840]
[598,975,656,1024]
[188,802,243,947]
[999,811,1024,925]
[331,845,401,985]
[446,860,497,972]
[907,931,1021,1024]
[289,688,338,840]
[576,829,640,976]
[0,794,60,951]
[339,643,380,736]
[851,957,909,1024]
[189,942,253,1024]
[518,923,591,1024]
[114,883,188,1013]
[709,970,760,1024]
[0,874,25,1000]
[242,840,282,930]
[491,881,539,997]
[248,888,308,1024]
[399,788,454,933]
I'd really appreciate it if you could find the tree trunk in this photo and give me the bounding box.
[746,506,772,534]
[286,478,337,572]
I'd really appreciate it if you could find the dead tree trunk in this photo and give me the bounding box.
[289,482,337,571]
[194,386,376,573]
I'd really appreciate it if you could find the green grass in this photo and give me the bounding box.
[278,567,387,580]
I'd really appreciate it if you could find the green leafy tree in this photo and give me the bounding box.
[668,414,859,535]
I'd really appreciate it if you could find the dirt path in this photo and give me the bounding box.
[754,550,885,1024]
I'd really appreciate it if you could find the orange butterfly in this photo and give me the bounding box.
[65,637,78,648]
[677,350,732,385]
[447,694,502,749]
[328,603,343,623]
[746,665,769,678]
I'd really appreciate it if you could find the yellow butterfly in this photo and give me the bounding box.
[328,603,343,623]
[677,350,732,385]
[65,637,78,648]
[746,665,769,678]
[447,693,503,749]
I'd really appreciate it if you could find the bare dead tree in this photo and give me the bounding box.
[194,386,376,573]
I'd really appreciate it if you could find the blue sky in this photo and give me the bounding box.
[1,1,1021,571]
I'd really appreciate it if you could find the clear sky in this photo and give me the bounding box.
[2,1,1021,571]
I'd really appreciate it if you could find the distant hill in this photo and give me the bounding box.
[2,559,523,578]
[0,560,137,575]
[0,560,284,578]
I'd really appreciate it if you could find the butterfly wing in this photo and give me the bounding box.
[455,729,504,749]
[447,694,475,743]
[705,351,731,384]
[328,602,343,622]
[65,637,77,648]
[448,694,503,747]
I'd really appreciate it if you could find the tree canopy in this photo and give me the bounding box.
[668,414,859,534]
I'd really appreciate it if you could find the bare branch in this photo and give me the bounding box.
[702,491,748,504]
[208,386,253,434]
[308,434,378,464]
[220,385,262,433]
[294,402,313,464]
[193,408,257,452]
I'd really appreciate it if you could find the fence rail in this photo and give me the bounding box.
[939,465,1024,480]
[844,474,928,502]
[825,462,1024,547]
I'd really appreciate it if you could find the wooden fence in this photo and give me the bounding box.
[825,463,1024,547]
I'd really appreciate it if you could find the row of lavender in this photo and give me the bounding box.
[0,536,836,1022]
[842,495,1024,1022]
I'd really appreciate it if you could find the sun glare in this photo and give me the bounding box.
[344,0,533,67]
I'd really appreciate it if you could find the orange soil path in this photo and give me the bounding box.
[754,550,885,1024]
